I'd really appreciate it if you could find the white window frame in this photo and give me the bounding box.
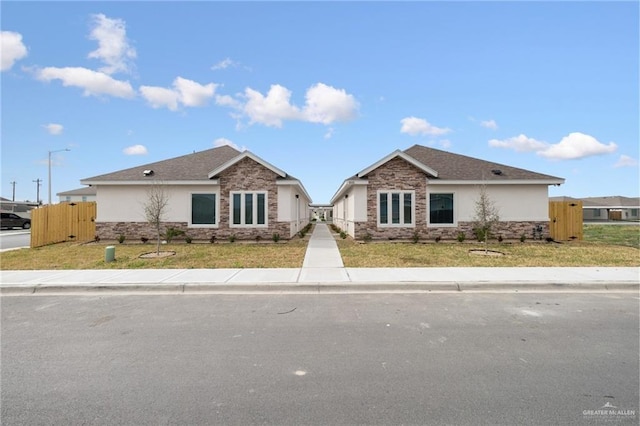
[230,191,268,228]
[428,191,457,227]
[189,192,219,228]
[377,190,415,227]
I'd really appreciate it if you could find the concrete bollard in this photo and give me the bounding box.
[105,246,115,262]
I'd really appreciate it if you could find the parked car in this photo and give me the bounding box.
[0,212,31,229]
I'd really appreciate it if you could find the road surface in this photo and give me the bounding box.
[0,230,30,251]
[2,292,638,425]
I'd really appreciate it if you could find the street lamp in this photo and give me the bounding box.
[48,148,70,205]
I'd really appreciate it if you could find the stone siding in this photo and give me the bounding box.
[357,157,428,240]
[96,157,292,241]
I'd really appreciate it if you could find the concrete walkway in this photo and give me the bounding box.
[1,224,638,294]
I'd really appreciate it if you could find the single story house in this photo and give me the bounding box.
[331,144,564,240]
[581,196,639,221]
[550,196,640,221]
[80,145,312,241]
[57,186,97,203]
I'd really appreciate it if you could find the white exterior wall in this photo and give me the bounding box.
[428,184,550,223]
[96,184,220,223]
[276,184,311,237]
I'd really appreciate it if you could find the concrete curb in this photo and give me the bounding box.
[2,281,637,295]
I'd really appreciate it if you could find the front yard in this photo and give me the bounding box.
[0,224,637,270]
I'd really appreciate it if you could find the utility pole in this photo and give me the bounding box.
[48,148,70,204]
[10,181,16,201]
[33,179,42,205]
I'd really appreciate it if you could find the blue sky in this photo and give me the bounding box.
[2,1,638,204]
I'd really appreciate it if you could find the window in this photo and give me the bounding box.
[593,209,601,217]
[231,192,267,226]
[65,196,71,202]
[429,193,454,225]
[631,209,638,217]
[191,193,217,225]
[81,196,87,202]
[378,191,414,226]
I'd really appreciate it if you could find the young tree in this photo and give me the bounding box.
[143,183,169,255]
[473,185,500,253]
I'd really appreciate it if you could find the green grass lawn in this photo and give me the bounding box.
[1,224,638,270]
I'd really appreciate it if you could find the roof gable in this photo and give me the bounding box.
[357,149,438,178]
[207,151,287,179]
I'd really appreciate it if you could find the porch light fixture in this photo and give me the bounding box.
[143,170,154,176]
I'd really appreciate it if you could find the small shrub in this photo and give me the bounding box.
[362,232,372,243]
[164,227,185,243]
[474,227,488,242]
[340,231,347,239]
[312,218,317,222]
[321,218,326,222]
[456,232,466,243]
[272,233,280,243]
[255,235,262,243]
[140,237,149,244]
[210,234,216,244]
[185,235,193,244]
[520,233,526,243]
[532,224,544,240]
[435,236,441,243]
[228,234,236,243]
[94,235,101,243]
[497,235,503,243]
[412,231,420,244]
[117,234,126,244]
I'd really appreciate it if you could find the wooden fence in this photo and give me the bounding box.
[31,202,96,248]
[549,201,583,241]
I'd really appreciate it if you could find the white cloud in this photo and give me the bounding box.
[123,144,148,155]
[44,123,64,135]
[215,94,242,109]
[213,137,245,152]
[302,83,359,124]
[480,119,498,130]
[439,139,452,149]
[490,132,618,160]
[400,116,451,136]
[174,77,216,107]
[139,86,179,110]
[226,83,358,128]
[35,66,135,98]
[324,127,335,139]
[488,134,547,152]
[243,84,302,127]
[1,31,28,71]
[88,14,136,75]
[538,132,617,160]
[613,155,638,168]
[140,77,216,110]
[211,58,237,70]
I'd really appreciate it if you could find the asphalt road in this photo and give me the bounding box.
[2,293,638,425]
[0,229,30,251]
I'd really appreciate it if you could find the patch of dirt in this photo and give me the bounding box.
[469,249,505,256]
[139,251,176,259]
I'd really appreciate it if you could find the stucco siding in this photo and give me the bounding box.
[429,184,550,222]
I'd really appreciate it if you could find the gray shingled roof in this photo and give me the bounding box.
[581,196,640,208]
[82,146,243,182]
[57,187,97,196]
[403,145,563,181]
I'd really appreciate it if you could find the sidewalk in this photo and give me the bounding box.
[1,223,638,294]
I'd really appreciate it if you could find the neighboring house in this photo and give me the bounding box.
[80,146,312,240]
[0,197,39,214]
[57,187,97,203]
[331,144,564,240]
[581,196,639,221]
[310,204,333,221]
